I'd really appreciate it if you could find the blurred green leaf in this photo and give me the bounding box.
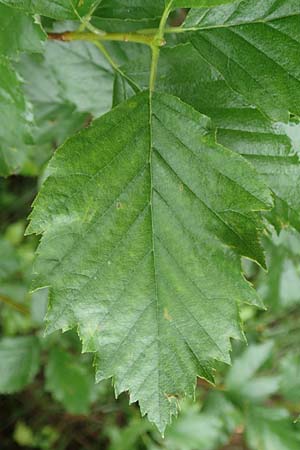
[0,336,40,393]
[0,3,45,58]
[14,421,35,447]
[107,417,152,450]
[246,406,300,450]
[0,236,20,280]
[0,57,33,177]
[164,394,240,450]
[279,354,300,403]
[258,229,300,312]
[226,342,280,403]
[19,39,114,119]
[45,347,95,414]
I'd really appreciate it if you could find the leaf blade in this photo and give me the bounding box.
[28,92,271,432]
[186,0,300,120]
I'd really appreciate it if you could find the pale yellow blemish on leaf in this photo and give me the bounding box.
[163,307,172,321]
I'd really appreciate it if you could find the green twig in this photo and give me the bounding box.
[48,31,155,46]
[0,294,30,315]
[149,1,173,93]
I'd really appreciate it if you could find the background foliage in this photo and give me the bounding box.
[1,0,300,448]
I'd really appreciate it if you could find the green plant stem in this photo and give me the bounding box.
[0,294,29,315]
[149,1,173,93]
[149,46,160,94]
[138,26,195,35]
[48,31,156,46]
[47,1,176,93]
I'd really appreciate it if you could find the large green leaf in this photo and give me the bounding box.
[0,56,33,177]
[185,0,300,121]
[0,0,97,19]
[119,43,300,232]
[28,92,271,432]
[0,4,45,58]
[0,336,40,393]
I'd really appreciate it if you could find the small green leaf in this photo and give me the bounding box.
[226,342,280,403]
[0,336,40,393]
[45,347,94,414]
[279,353,300,403]
[246,406,300,450]
[257,229,300,312]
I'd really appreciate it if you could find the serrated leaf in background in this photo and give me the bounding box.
[186,1,300,121]
[119,43,300,232]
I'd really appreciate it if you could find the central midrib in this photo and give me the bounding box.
[148,92,163,419]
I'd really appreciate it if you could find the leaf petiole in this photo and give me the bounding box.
[48,31,157,46]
